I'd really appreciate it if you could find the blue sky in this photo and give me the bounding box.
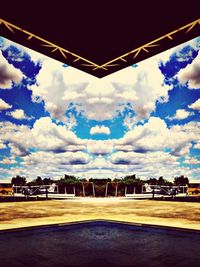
[0,36,200,182]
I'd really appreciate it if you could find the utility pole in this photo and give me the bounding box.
[45,188,48,199]
[92,182,95,197]
[82,182,85,197]
[105,182,108,197]
[115,183,118,197]
[73,186,76,196]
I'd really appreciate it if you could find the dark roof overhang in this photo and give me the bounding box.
[0,3,199,77]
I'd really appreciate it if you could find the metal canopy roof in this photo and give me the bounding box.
[0,2,199,77]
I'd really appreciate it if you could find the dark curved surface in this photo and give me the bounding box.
[0,221,200,267]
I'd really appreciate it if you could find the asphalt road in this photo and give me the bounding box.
[0,221,199,267]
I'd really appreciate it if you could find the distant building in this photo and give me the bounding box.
[187,180,200,196]
[0,182,13,195]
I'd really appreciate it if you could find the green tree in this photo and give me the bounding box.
[147,178,158,185]
[11,175,26,186]
[163,179,173,186]
[35,176,43,185]
[57,175,81,194]
[173,175,189,186]
[43,178,55,185]
[121,175,143,194]
[27,177,55,186]
[158,176,164,185]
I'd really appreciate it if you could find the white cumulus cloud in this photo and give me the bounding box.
[90,125,110,135]
[188,99,200,111]
[0,98,12,110]
[0,122,32,156]
[22,151,90,167]
[167,109,194,120]
[8,109,29,120]
[105,58,172,122]
[114,117,168,152]
[32,117,86,152]
[184,156,200,165]
[114,117,200,157]
[0,158,16,165]
[29,54,171,123]
[0,51,23,89]
[177,51,200,89]
[87,140,113,155]
[168,122,200,156]
[0,117,87,157]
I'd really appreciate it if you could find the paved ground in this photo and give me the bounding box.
[0,198,200,230]
[0,221,200,267]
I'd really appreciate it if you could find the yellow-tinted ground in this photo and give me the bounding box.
[0,198,200,230]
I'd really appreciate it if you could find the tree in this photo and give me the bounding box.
[121,175,143,194]
[57,175,81,194]
[43,178,54,185]
[148,178,158,185]
[27,177,55,186]
[145,177,173,186]
[173,175,189,186]
[163,179,173,186]
[35,176,43,185]
[158,176,165,185]
[123,174,136,181]
[64,174,77,180]
[11,175,26,186]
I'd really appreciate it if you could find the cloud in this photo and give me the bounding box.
[109,150,200,180]
[0,142,6,149]
[85,156,114,169]
[6,130,32,156]
[188,99,200,111]
[1,115,199,180]
[32,117,86,152]
[90,125,110,135]
[1,36,200,181]
[110,151,178,166]
[1,36,46,63]
[0,117,86,157]
[114,117,168,152]
[0,51,23,89]
[2,150,91,180]
[29,55,171,123]
[29,61,96,121]
[184,156,200,165]
[177,51,200,89]
[167,109,194,120]
[0,158,16,165]
[156,37,200,64]
[4,157,198,180]
[22,151,90,167]
[0,122,32,156]
[7,109,30,120]
[168,122,200,156]
[0,98,12,110]
[9,143,31,157]
[193,143,200,149]
[65,114,77,130]
[114,117,200,157]
[67,156,129,177]
[105,58,172,122]
[87,140,113,155]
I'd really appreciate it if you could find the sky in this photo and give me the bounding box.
[0,35,200,182]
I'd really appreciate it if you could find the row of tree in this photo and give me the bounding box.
[10,174,190,196]
[11,174,189,187]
